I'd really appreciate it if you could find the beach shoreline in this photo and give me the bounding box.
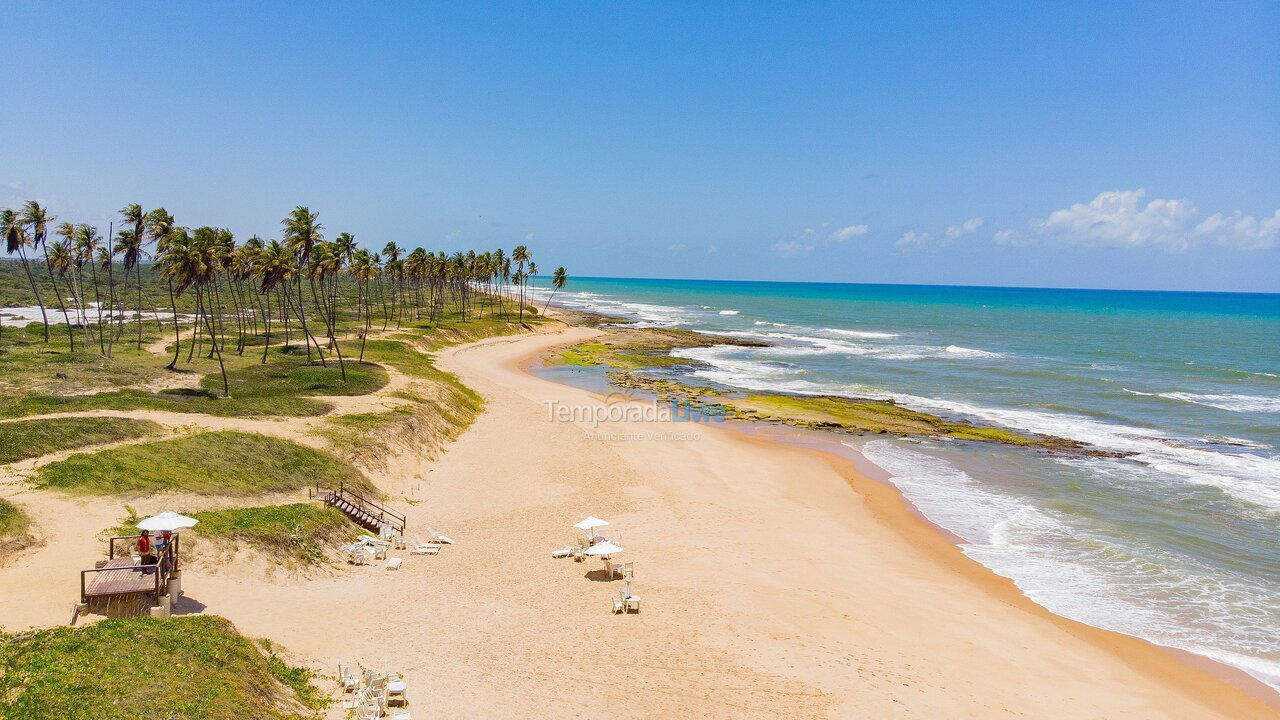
[522,313,1280,717]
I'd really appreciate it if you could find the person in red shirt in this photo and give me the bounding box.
[138,530,157,571]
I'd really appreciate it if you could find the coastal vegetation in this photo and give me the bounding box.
[0,498,34,561]
[0,615,327,720]
[33,431,366,496]
[185,504,360,566]
[2,201,562,397]
[0,417,163,464]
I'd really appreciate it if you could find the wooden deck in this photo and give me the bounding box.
[83,558,160,599]
[80,535,180,604]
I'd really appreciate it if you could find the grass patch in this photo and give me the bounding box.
[33,431,367,496]
[0,498,34,562]
[188,503,359,566]
[0,417,163,464]
[203,358,388,398]
[319,338,486,467]
[0,388,333,420]
[0,614,326,719]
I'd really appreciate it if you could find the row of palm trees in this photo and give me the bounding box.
[2,201,568,396]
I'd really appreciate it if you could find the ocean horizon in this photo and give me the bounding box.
[528,274,1280,693]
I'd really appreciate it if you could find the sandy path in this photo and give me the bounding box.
[0,324,1274,718]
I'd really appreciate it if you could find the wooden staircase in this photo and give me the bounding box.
[314,482,406,535]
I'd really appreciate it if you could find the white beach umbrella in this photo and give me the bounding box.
[573,516,610,539]
[136,511,199,532]
[584,540,624,557]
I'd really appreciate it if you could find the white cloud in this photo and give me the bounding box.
[896,231,931,249]
[1031,189,1198,251]
[772,222,870,257]
[830,224,869,242]
[1024,188,1279,252]
[666,243,686,252]
[771,239,811,258]
[524,232,535,241]
[706,244,720,255]
[945,217,984,240]
[993,228,1030,246]
[1193,209,1280,250]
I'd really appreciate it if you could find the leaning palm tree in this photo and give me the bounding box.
[542,266,568,315]
[20,201,73,348]
[54,222,87,348]
[114,228,143,347]
[281,206,327,364]
[255,239,295,363]
[75,224,107,354]
[2,208,48,341]
[119,204,150,350]
[47,236,77,349]
[146,208,181,365]
[94,241,118,357]
[161,227,229,395]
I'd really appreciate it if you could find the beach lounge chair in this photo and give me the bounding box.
[387,674,408,705]
[390,712,413,720]
[411,542,441,555]
[386,557,404,570]
[550,545,576,558]
[427,527,454,544]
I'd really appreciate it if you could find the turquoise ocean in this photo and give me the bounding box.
[526,276,1280,692]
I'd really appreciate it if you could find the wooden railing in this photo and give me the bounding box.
[314,481,406,534]
[82,535,181,603]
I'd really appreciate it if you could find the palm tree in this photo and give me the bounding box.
[281,206,327,364]
[20,202,73,348]
[542,266,568,315]
[160,226,229,395]
[114,227,143,348]
[94,240,118,357]
[120,204,150,350]
[146,209,181,366]
[55,222,88,350]
[47,234,77,349]
[2,208,47,341]
[510,244,530,325]
[255,239,294,363]
[55,222,88,346]
[75,224,107,354]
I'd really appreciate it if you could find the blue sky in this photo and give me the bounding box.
[2,2,1277,292]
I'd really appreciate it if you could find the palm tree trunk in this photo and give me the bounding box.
[202,283,229,396]
[261,290,273,364]
[166,283,182,370]
[41,244,74,350]
[15,247,49,342]
[88,261,106,355]
[286,282,327,365]
[105,259,117,357]
[135,261,144,350]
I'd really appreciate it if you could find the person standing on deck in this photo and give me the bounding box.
[138,530,157,572]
